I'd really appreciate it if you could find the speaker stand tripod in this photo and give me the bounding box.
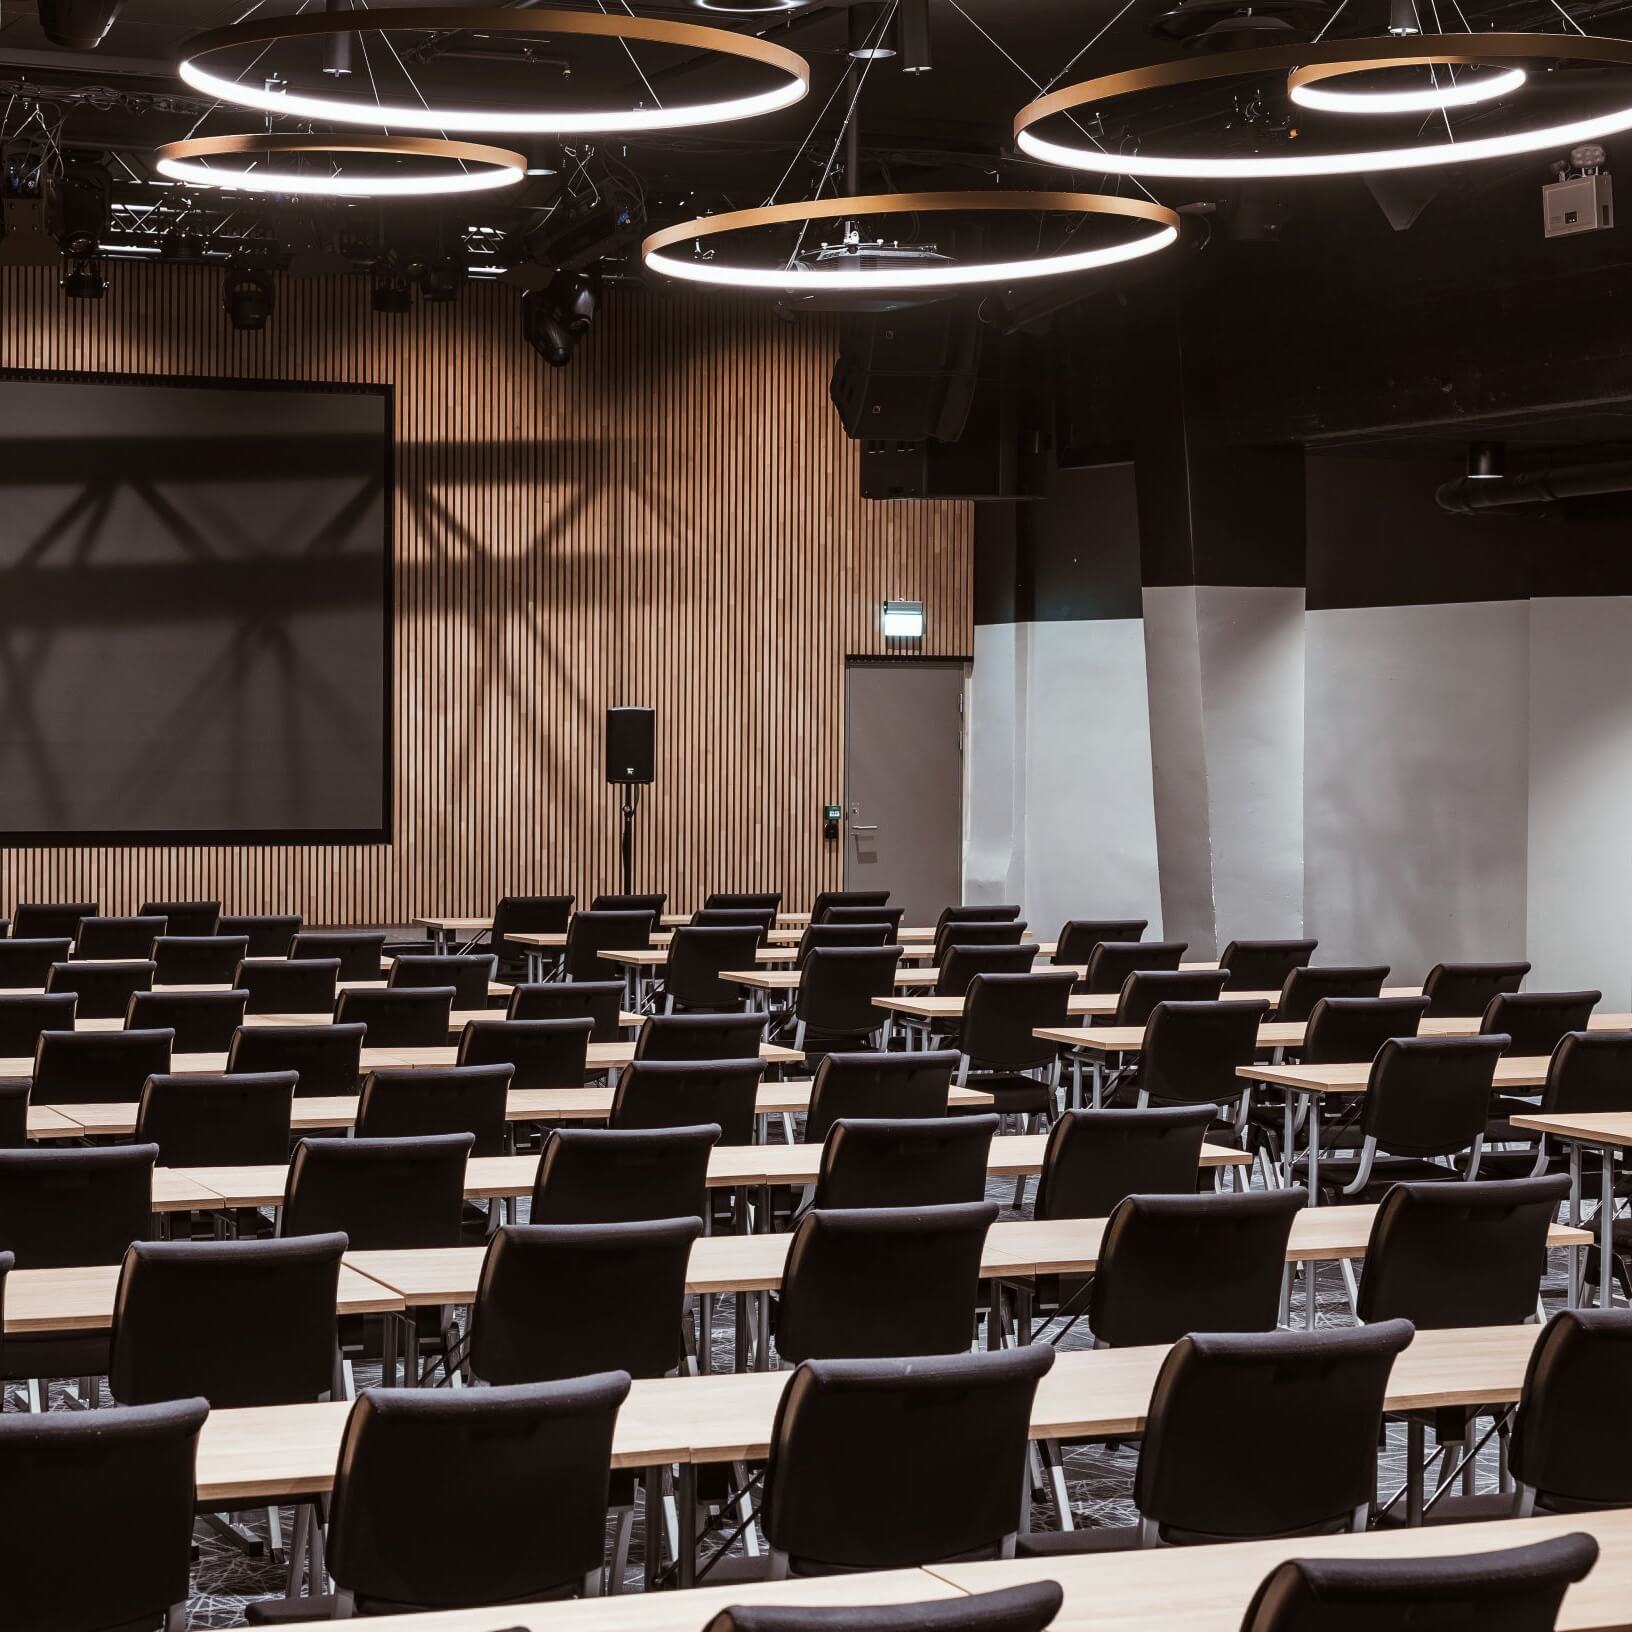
[619,784,641,896]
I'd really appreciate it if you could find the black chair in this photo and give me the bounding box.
[33,1028,174,1104]
[1422,960,1531,1017]
[290,931,387,981]
[0,991,76,1054]
[11,901,97,941]
[530,1124,718,1225]
[109,1233,346,1408]
[661,925,764,1012]
[135,1071,297,1167]
[1356,1175,1570,1328]
[938,904,1023,930]
[0,1082,29,1147]
[236,956,341,1016]
[958,970,1076,1123]
[1089,1187,1305,1347]
[795,947,904,1054]
[1276,964,1391,1023]
[1481,989,1600,1057]
[759,1345,1054,1575]
[932,920,1027,965]
[1528,1033,1632,1208]
[701,1584,1065,1632]
[562,909,656,981]
[457,1016,592,1088]
[793,922,892,965]
[691,908,777,938]
[1112,969,1230,1026]
[635,1012,765,1062]
[811,890,889,923]
[469,1217,703,1384]
[74,915,168,960]
[127,988,247,1051]
[141,899,222,937]
[1238,1533,1599,1632]
[151,934,252,987]
[610,1057,765,1143]
[281,1133,473,1249]
[1135,1000,1274,1126]
[705,891,782,912]
[0,937,73,989]
[46,958,155,1019]
[1217,939,1319,990]
[810,1115,999,1210]
[830,905,907,932]
[803,1048,959,1145]
[507,979,625,1042]
[0,1396,208,1632]
[389,953,497,1008]
[336,984,456,1046]
[1510,1309,1632,1514]
[1053,918,1149,967]
[356,1064,512,1154]
[936,942,1039,996]
[1082,940,1187,993]
[219,912,303,956]
[490,893,575,978]
[592,892,667,917]
[1301,995,1431,1062]
[227,1022,366,1097]
[1034,1105,1215,1220]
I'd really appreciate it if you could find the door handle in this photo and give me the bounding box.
[850,824,880,834]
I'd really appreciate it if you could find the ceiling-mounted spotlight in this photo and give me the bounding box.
[223,261,275,330]
[900,0,932,73]
[60,253,106,299]
[848,2,897,60]
[1467,441,1506,480]
[522,285,575,367]
[323,0,353,75]
[37,0,125,51]
[371,267,413,313]
[549,270,598,335]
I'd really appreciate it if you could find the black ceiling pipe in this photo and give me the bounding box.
[1436,455,1632,514]
[37,0,125,49]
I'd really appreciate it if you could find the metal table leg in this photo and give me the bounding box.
[1599,1145,1615,1310]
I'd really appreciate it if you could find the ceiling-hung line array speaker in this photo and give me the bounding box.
[829,309,983,444]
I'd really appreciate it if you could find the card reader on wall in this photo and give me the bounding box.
[823,804,841,841]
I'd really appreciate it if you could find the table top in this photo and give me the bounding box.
[1240,1054,1553,1096]
[1512,1110,1632,1150]
[878,990,1283,1022]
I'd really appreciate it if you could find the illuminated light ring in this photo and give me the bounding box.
[1013,32,1632,179]
[155,133,525,198]
[642,190,1181,293]
[177,7,810,135]
[1288,56,1526,114]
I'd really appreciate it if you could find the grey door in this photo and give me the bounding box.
[844,659,966,924]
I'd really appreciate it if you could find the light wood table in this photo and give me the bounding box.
[25,1105,83,1140]
[69,1002,616,1040]
[412,917,493,952]
[1512,1110,1632,1311]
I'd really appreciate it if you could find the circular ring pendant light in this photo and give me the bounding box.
[641,191,1181,293]
[177,7,810,136]
[1013,32,1632,179]
[1287,56,1526,114]
[154,132,526,197]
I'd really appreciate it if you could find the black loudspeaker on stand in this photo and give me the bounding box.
[606,707,655,895]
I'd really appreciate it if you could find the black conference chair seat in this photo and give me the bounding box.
[968,1071,1053,1116]
[1312,1154,1469,1201]
[2,1330,111,1385]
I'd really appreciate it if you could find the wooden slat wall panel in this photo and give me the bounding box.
[0,264,973,920]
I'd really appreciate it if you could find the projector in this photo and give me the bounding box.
[1544,146,1613,238]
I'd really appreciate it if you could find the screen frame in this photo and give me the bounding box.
[0,366,394,848]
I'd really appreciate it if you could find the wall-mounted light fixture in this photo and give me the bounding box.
[882,599,925,639]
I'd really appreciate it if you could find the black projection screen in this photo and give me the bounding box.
[0,372,390,843]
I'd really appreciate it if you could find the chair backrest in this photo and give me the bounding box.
[0,1396,208,1632]
[491,894,575,966]
[325,1375,631,1613]
[1238,1533,1600,1632]
[663,925,764,1009]
[705,891,782,912]
[0,1082,29,1149]
[235,955,340,1016]
[829,905,907,931]
[1090,1187,1306,1347]
[701,1584,1066,1632]
[336,984,456,1046]
[33,1027,174,1104]
[1136,998,1272,1106]
[803,1048,959,1144]
[75,915,168,960]
[150,934,251,986]
[529,1124,717,1224]
[1301,995,1430,1064]
[46,958,155,1019]
[289,930,387,980]
[140,899,222,936]
[457,1016,592,1088]
[1422,960,1532,1017]
[227,1021,366,1097]
[1217,939,1319,991]
[794,923,893,965]
[506,979,625,1042]
[610,1057,765,1144]
[127,988,247,1052]
[812,1114,999,1211]
[591,892,667,916]
[1112,968,1230,1026]
[1361,1034,1509,1159]
[1481,990,1601,1058]
[960,970,1077,1071]
[0,991,76,1055]
[1082,940,1187,993]
[11,901,97,941]
[1034,1105,1215,1220]
[134,1071,296,1167]
[1356,1174,1571,1328]
[936,942,1039,996]
[1276,963,1391,1023]
[563,909,656,980]
[690,907,777,938]
[0,937,72,989]
[1542,1030,1632,1115]
[218,912,303,956]
[761,1346,1054,1574]
[634,1011,765,1061]
[932,920,1026,965]
[281,1132,473,1249]
[470,1217,703,1384]
[356,1064,513,1155]
[1053,918,1150,967]
[811,890,890,923]
[1136,1321,1415,1543]
[938,903,1023,930]
[388,952,497,1007]
[1510,1309,1632,1510]
[0,1143,158,1267]
[109,1232,346,1408]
